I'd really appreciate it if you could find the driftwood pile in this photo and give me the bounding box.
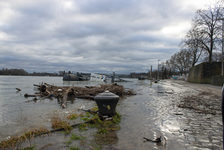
[24,83,134,108]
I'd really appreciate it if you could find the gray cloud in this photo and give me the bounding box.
[0,0,209,73]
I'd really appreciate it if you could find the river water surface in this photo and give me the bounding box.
[0,76,222,150]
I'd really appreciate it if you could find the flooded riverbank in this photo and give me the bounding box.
[117,80,222,150]
[0,76,222,150]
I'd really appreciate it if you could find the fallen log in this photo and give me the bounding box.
[24,93,38,98]
[79,108,98,114]
[25,98,38,103]
[35,122,83,136]
[143,136,162,143]
[33,84,40,87]
[16,88,21,91]
[75,95,94,100]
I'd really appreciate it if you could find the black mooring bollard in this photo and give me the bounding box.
[94,90,119,116]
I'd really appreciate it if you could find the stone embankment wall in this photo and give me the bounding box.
[188,62,224,85]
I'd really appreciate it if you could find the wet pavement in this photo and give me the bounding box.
[114,79,222,150]
[0,77,223,150]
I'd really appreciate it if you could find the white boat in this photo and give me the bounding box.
[90,73,107,82]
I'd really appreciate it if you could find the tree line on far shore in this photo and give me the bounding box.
[164,1,224,75]
[0,68,60,76]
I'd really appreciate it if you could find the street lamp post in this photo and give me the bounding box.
[222,19,224,76]
[150,65,152,79]
[157,59,160,80]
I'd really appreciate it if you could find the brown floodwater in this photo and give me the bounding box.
[0,76,222,150]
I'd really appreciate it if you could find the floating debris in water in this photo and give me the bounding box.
[24,83,135,108]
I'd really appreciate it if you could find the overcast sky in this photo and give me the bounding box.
[0,0,218,73]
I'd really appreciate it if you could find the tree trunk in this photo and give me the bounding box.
[208,52,212,63]
[209,28,214,63]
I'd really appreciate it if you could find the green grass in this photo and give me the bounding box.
[78,123,88,131]
[67,113,79,120]
[112,113,121,124]
[20,146,35,150]
[70,133,85,140]
[65,140,72,146]
[97,128,108,134]
[70,146,79,150]
[93,147,101,150]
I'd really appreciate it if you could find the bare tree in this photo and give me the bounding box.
[167,50,192,75]
[203,51,223,62]
[193,5,223,63]
[182,25,203,67]
[176,50,192,74]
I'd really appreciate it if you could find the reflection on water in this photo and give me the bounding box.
[0,76,222,150]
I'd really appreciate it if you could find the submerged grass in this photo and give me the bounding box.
[80,111,122,133]
[51,116,72,132]
[65,133,85,147]
[0,107,121,149]
[78,123,88,131]
[90,107,99,112]
[20,146,35,150]
[112,113,121,124]
[0,128,48,149]
[91,112,121,145]
[65,140,72,146]
[66,109,122,146]
[94,131,118,145]
[70,146,80,150]
[90,146,101,150]
[70,133,85,140]
[67,113,79,120]
[97,128,108,134]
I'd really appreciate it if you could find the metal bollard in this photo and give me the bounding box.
[94,90,119,116]
[111,72,115,83]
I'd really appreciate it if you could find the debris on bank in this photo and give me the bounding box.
[143,136,162,143]
[178,91,221,115]
[24,83,135,108]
